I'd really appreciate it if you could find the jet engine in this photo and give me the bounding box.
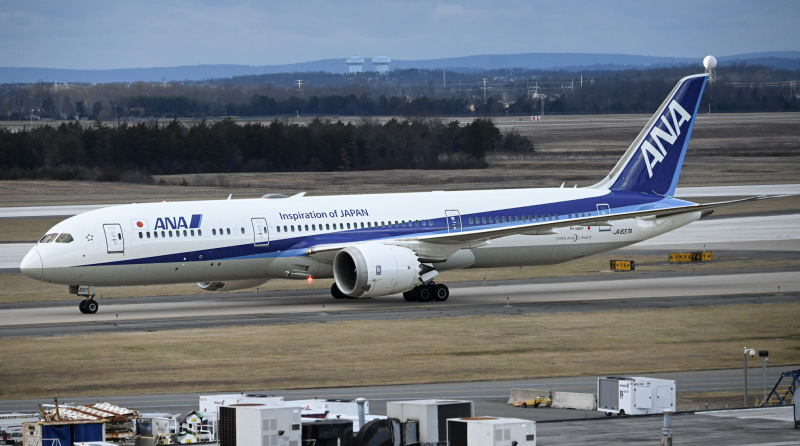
[333,244,421,298]
[196,279,269,292]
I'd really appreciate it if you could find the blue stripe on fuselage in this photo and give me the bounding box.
[80,191,693,268]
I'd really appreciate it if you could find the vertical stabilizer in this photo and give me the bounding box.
[593,74,708,196]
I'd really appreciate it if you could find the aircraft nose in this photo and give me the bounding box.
[20,247,43,280]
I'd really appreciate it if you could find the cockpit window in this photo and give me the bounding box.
[55,233,74,243]
[39,233,58,243]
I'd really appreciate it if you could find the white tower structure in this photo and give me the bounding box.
[372,56,391,74]
[346,56,365,74]
[703,55,717,84]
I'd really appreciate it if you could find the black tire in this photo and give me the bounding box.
[433,284,449,301]
[618,410,625,416]
[78,300,88,314]
[85,300,98,314]
[331,284,347,299]
[522,402,528,408]
[417,286,432,302]
[403,291,416,302]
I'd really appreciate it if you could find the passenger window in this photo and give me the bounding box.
[226,228,231,235]
[154,231,159,238]
[304,225,309,231]
[212,229,217,235]
[277,226,281,233]
[175,231,180,238]
[138,233,143,239]
[291,225,295,232]
[161,231,166,237]
[241,227,245,234]
[147,232,151,239]
[56,233,74,243]
[198,229,203,236]
[169,230,173,237]
[190,230,194,236]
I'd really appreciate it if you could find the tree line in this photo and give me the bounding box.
[0,118,533,182]
[2,65,798,121]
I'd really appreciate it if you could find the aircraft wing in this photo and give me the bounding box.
[407,195,775,246]
[305,196,777,258]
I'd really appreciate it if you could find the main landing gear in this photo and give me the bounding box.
[329,282,450,302]
[403,283,449,302]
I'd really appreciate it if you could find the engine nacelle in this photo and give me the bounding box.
[333,244,421,298]
[196,279,269,292]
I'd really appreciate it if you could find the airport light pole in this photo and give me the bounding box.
[743,347,756,407]
[760,350,769,404]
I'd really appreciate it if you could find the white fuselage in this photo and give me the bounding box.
[21,187,701,287]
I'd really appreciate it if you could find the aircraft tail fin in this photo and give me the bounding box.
[592,73,708,196]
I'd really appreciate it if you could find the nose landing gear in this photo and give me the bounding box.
[71,285,99,314]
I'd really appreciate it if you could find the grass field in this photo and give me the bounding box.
[2,302,798,410]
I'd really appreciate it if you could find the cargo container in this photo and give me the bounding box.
[218,404,302,446]
[386,399,473,444]
[597,377,676,415]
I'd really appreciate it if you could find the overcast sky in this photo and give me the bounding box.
[1,0,798,70]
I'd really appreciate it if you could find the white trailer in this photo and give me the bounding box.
[597,376,676,416]
[447,417,536,446]
[199,394,284,419]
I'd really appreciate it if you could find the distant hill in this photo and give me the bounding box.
[2,51,799,84]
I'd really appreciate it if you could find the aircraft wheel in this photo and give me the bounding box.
[433,284,449,301]
[417,286,432,302]
[78,300,88,314]
[403,291,416,302]
[331,284,347,299]
[85,299,99,314]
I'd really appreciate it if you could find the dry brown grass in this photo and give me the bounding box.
[1,302,797,400]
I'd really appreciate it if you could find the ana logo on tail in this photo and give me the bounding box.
[640,99,692,178]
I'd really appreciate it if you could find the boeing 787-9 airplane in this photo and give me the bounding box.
[20,72,763,314]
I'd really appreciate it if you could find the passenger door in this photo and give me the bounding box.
[596,204,611,232]
[103,223,124,253]
[251,218,269,247]
[445,210,462,233]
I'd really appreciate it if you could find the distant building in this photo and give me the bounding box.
[372,56,391,74]
[346,56,365,73]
